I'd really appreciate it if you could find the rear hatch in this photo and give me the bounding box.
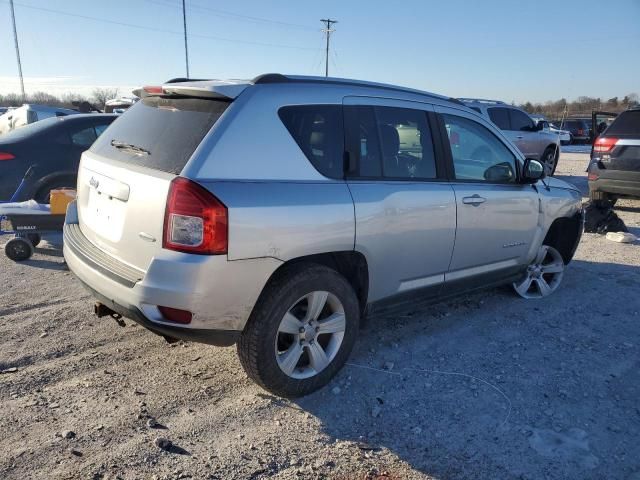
[596,110,640,172]
[77,94,230,271]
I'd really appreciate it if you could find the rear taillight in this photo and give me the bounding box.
[593,137,619,153]
[588,172,599,181]
[0,152,15,161]
[163,177,227,255]
[158,306,192,324]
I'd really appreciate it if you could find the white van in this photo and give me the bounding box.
[0,104,79,134]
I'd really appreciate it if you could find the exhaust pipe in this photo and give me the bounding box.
[94,302,126,327]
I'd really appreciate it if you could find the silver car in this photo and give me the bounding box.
[64,75,583,397]
[460,99,561,174]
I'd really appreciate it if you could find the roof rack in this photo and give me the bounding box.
[251,73,464,105]
[458,98,506,105]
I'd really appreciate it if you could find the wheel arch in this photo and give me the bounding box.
[543,212,583,264]
[32,170,77,201]
[259,251,369,316]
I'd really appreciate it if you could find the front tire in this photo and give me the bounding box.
[513,245,564,299]
[237,263,360,398]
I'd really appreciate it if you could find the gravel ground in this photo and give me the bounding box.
[1,152,639,480]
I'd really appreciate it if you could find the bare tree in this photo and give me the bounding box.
[91,87,119,109]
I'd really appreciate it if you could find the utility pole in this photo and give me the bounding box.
[9,0,25,102]
[182,0,190,77]
[320,18,337,77]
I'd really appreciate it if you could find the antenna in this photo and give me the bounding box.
[9,0,25,102]
[320,18,337,77]
[182,0,190,78]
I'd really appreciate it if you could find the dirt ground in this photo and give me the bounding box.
[1,152,639,480]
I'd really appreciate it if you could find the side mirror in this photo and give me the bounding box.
[521,158,545,183]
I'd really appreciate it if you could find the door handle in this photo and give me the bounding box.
[516,135,524,139]
[462,194,486,206]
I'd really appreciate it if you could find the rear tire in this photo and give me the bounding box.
[541,146,559,176]
[27,233,41,248]
[237,263,360,398]
[5,237,34,261]
[589,190,617,206]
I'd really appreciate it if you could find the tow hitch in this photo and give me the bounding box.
[94,302,126,327]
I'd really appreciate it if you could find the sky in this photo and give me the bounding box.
[1,0,639,103]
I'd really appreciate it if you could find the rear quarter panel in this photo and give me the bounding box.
[201,181,355,262]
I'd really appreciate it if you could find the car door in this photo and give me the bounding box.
[508,108,541,159]
[435,105,542,284]
[343,96,456,302]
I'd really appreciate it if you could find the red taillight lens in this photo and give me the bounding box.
[588,172,599,181]
[163,177,227,255]
[143,85,164,94]
[158,306,192,324]
[593,137,619,153]
[0,152,15,161]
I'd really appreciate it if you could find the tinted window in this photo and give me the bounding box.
[71,126,98,146]
[606,111,640,136]
[278,105,344,179]
[488,107,510,130]
[509,109,534,131]
[91,96,230,174]
[443,114,517,183]
[95,124,110,137]
[345,106,437,179]
[344,106,382,177]
[375,106,437,179]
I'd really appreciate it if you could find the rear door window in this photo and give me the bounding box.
[509,109,534,131]
[344,105,437,179]
[278,105,344,179]
[488,107,510,130]
[90,96,230,174]
[605,111,640,136]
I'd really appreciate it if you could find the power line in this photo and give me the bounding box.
[9,0,25,101]
[144,0,316,31]
[4,1,321,51]
[320,18,337,77]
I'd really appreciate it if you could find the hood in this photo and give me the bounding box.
[542,176,580,192]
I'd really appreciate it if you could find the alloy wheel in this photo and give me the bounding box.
[275,291,345,379]
[513,245,564,299]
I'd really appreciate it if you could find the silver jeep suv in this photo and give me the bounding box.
[460,99,561,175]
[64,74,583,397]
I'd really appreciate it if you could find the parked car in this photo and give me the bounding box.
[0,114,117,202]
[588,107,640,203]
[530,115,572,145]
[0,104,80,135]
[548,123,572,145]
[64,75,583,397]
[460,99,561,174]
[562,118,592,144]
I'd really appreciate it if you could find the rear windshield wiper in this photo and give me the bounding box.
[111,140,150,156]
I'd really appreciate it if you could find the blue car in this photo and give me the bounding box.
[0,114,116,202]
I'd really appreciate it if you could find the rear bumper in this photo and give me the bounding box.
[63,203,282,338]
[588,165,640,198]
[79,278,240,346]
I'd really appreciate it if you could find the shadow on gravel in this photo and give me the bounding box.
[295,259,640,479]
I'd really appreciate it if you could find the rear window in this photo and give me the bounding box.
[488,107,510,130]
[606,111,640,136]
[90,96,229,174]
